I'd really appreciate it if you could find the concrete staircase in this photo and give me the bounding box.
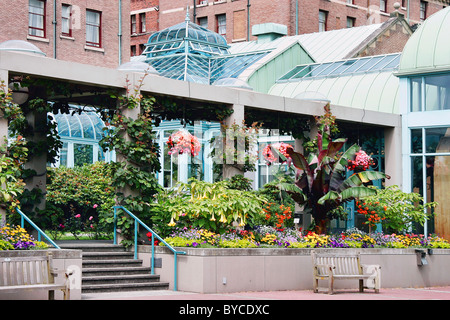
[59,241,169,293]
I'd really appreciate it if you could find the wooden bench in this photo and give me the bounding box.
[0,252,71,300]
[311,251,381,294]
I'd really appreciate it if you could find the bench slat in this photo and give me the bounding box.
[311,251,381,295]
[0,253,70,300]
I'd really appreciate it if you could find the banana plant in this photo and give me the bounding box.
[272,110,389,234]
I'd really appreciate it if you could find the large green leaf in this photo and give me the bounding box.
[338,171,388,192]
[340,186,378,201]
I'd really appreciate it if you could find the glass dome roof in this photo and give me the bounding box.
[0,40,46,56]
[117,61,159,74]
[144,12,229,58]
[52,110,105,141]
[398,6,450,75]
[213,77,254,90]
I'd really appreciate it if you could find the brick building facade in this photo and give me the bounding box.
[154,0,448,45]
[0,0,130,68]
[130,0,159,56]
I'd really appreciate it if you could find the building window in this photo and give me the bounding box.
[347,17,356,28]
[131,45,136,57]
[61,4,72,37]
[347,0,354,4]
[131,14,136,34]
[86,10,101,48]
[216,14,226,36]
[420,1,428,21]
[29,0,46,38]
[410,127,450,235]
[198,0,208,5]
[380,0,386,12]
[198,16,208,29]
[409,75,450,112]
[139,13,146,33]
[319,10,327,32]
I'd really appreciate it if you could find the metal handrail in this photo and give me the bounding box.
[15,207,61,249]
[113,205,186,291]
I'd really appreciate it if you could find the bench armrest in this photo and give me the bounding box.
[50,268,74,277]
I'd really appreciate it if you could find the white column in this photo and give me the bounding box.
[0,69,8,224]
[384,126,403,188]
[223,104,245,179]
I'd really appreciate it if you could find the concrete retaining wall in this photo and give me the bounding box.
[138,246,450,293]
[0,249,82,300]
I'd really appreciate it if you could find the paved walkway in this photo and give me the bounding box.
[82,286,450,300]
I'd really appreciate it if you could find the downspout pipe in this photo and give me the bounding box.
[296,0,298,35]
[193,0,197,22]
[53,0,57,58]
[118,0,122,66]
[247,0,251,41]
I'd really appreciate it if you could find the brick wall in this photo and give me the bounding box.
[0,0,130,68]
[130,0,159,56]
[154,0,449,44]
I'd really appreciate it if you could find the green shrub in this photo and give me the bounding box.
[42,162,116,238]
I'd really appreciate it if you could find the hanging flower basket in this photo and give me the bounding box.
[347,150,375,171]
[167,130,201,157]
[262,142,293,164]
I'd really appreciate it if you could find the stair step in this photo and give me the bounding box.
[82,251,134,260]
[83,274,161,285]
[83,259,144,268]
[82,266,152,276]
[61,241,169,294]
[81,282,170,293]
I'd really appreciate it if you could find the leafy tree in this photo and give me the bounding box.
[276,105,388,234]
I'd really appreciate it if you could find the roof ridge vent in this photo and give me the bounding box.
[252,23,287,43]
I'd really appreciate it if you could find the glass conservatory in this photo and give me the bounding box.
[397,6,450,237]
[51,109,115,167]
[141,12,269,85]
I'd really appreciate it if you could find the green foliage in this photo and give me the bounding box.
[148,179,267,236]
[277,104,387,233]
[363,185,437,234]
[226,174,252,191]
[42,162,116,238]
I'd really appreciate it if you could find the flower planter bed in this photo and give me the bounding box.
[0,249,82,300]
[138,246,450,293]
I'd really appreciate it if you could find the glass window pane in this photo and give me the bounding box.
[426,127,450,153]
[433,154,450,236]
[411,129,423,154]
[59,142,68,167]
[411,156,423,197]
[410,77,422,112]
[74,144,93,166]
[424,74,450,111]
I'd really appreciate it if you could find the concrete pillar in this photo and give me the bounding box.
[24,110,48,211]
[384,126,403,188]
[223,104,245,179]
[0,69,8,224]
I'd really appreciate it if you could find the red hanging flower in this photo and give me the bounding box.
[262,142,293,164]
[347,150,375,171]
[167,130,201,157]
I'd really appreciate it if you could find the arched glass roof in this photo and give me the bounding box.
[398,6,450,76]
[270,53,401,114]
[52,110,105,141]
[139,11,269,85]
[144,13,229,58]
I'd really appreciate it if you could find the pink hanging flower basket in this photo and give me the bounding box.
[347,150,375,171]
[167,130,201,157]
[262,142,293,164]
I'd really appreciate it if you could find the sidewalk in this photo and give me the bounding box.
[81,285,450,300]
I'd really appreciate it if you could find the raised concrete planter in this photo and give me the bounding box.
[138,246,450,293]
[0,249,82,300]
